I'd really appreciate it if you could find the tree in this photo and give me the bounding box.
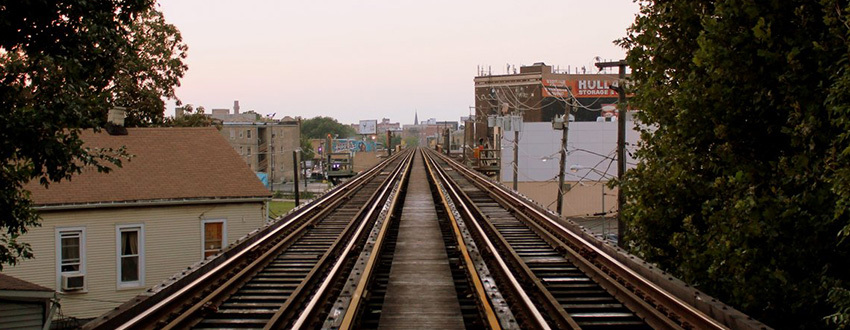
[403,136,420,147]
[110,9,188,127]
[301,116,357,139]
[300,137,315,160]
[0,1,184,269]
[381,133,402,150]
[168,105,219,128]
[618,1,850,328]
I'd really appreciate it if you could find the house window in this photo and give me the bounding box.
[60,231,83,272]
[202,220,226,259]
[247,147,251,156]
[116,225,144,287]
[230,129,235,140]
[239,146,243,155]
[247,129,251,139]
[239,130,243,138]
[56,227,86,290]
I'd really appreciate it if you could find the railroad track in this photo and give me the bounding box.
[324,149,499,330]
[89,149,415,330]
[421,148,731,330]
[88,147,767,330]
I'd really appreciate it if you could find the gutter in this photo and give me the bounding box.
[34,197,271,211]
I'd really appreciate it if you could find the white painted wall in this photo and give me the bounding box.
[500,121,639,183]
[3,202,266,319]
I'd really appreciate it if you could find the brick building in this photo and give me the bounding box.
[220,117,301,185]
[473,62,628,144]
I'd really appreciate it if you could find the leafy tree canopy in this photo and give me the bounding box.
[403,135,419,147]
[168,105,220,128]
[301,116,356,140]
[111,9,188,126]
[619,1,850,328]
[0,1,185,269]
[300,137,315,160]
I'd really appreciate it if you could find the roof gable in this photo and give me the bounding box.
[26,127,270,207]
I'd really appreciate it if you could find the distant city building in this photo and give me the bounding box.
[473,62,631,144]
[350,118,402,136]
[10,114,270,320]
[402,116,460,147]
[220,115,301,185]
[377,118,401,133]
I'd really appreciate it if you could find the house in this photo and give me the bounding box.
[0,274,57,329]
[2,122,271,320]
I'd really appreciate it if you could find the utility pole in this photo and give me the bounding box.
[595,59,627,247]
[293,150,300,206]
[556,96,572,215]
[444,126,451,156]
[387,130,392,157]
[513,129,519,190]
[462,123,467,162]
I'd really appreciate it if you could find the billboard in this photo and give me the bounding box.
[332,139,376,153]
[358,120,377,135]
[542,78,620,98]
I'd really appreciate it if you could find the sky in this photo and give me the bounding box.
[158,0,641,125]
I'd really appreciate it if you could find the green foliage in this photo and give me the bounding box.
[0,1,183,269]
[268,200,294,218]
[301,116,356,139]
[403,135,420,147]
[168,105,219,128]
[300,137,315,160]
[827,284,850,329]
[381,133,402,149]
[111,9,188,127]
[618,1,850,328]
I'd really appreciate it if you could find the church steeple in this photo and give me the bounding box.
[414,110,419,125]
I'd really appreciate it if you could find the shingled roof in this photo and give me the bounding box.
[0,273,53,292]
[26,127,271,207]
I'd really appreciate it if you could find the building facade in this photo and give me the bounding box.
[473,62,629,144]
[220,118,301,185]
[7,126,271,320]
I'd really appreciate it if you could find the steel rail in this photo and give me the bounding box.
[422,149,504,330]
[163,151,410,329]
[110,150,405,330]
[467,178,675,329]
[337,148,415,329]
[270,149,415,329]
[423,151,555,330]
[428,149,728,330]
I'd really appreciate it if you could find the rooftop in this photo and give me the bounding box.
[0,273,53,292]
[25,127,271,208]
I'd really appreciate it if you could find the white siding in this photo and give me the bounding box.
[3,202,266,319]
[0,302,44,330]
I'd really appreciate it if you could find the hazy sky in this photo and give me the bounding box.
[159,1,640,125]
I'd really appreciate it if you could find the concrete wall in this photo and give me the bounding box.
[3,202,266,319]
[353,151,382,172]
[493,121,643,216]
[509,180,618,217]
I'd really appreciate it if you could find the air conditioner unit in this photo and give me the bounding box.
[61,274,85,291]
